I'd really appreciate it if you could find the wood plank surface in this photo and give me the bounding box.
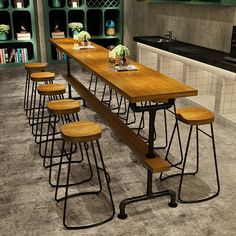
[64,74,171,173]
[50,38,198,102]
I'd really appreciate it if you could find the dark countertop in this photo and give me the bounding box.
[133,36,236,73]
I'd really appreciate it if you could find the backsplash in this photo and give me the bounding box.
[124,0,236,59]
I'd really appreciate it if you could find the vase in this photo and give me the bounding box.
[73,30,79,36]
[0,0,4,8]
[0,32,7,41]
[52,0,61,8]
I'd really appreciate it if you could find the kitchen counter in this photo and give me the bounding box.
[133,36,236,73]
[134,36,236,130]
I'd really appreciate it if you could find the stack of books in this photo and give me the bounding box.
[51,31,65,38]
[16,32,31,40]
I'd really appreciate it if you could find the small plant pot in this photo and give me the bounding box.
[0,32,7,41]
[73,30,79,36]
[52,0,61,8]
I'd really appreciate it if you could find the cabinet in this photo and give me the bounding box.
[136,0,236,6]
[0,0,39,68]
[43,0,123,64]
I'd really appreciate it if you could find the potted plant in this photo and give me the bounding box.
[0,24,10,41]
[78,31,91,45]
[112,44,130,66]
[68,22,83,36]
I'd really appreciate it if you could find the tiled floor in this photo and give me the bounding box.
[0,65,236,236]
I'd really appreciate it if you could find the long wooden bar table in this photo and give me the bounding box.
[49,38,198,218]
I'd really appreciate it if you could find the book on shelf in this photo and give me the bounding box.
[51,31,65,38]
[0,48,9,64]
[17,32,31,40]
[56,48,67,61]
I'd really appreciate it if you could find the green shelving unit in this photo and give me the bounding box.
[137,0,236,6]
[0,0,39,68]
[43,0,123,64]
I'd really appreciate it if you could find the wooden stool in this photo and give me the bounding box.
[40,99,81,187]
[27,72,55,123]
[33,83,66,142]
[55,121,115,229]
[160,107,220,203]
[24,63,48,112]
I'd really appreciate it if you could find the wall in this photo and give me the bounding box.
[123,0,236,59]
[37,1,236,62]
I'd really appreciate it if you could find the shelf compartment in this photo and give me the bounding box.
[91,38,120,48]
[49,10,67,35]
[68,10,85,36]
[67,0,83,7]
[0,42,34,63]
[0,11,12,40]
[11,0,30,8]
[0,0,9,8]
[104,9,120,36]
[86,0,120,7]
[12,11,32,39]
[48,0,66,8]
[87,9,103,36]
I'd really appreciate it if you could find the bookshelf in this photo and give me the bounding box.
[43,0,123,64]
[0,0,39,68]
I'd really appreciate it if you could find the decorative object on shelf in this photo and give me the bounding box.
[78,31,91,46]
[51,23,65,38]
[16,24,30,40]
[14,0,24,8]
[70,0,79,7]
[112,44,130,67]
[0,24,10,41]
[106,20,116,36]
[0,0,5,8]
[52,0,61,8]
[68,22,83,36]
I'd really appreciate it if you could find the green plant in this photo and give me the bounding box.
[0,24,10,33]
[112,44,130,58]
[78,31,91,41]
[68,22,83,32]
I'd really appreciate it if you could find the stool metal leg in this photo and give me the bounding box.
[178,124,220,203]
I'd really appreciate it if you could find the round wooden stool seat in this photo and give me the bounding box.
[37,83,66,96]
[61,121,102,142]
[31,72,55,82]
[47,99,81,115]
[25,63,48,71]
[176,107,214,125]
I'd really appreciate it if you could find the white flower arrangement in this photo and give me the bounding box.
[78,31,91,41]
[68,22,83,32]
[0,24,10,33]
[112,44,130,58]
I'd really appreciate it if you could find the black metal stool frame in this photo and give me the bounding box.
[160,119,220,203]
[55,140,115,229]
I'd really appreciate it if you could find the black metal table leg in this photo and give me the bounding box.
[66,55,72,99]
[118,100,177,219]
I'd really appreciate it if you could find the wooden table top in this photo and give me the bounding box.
[50,38,198,102]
